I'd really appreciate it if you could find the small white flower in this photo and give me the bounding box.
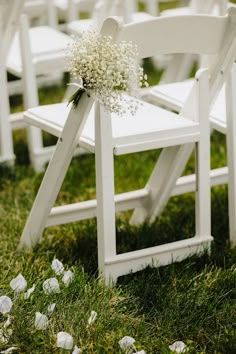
[62,270,74,287]
[43,278,60,294]
[47,303,56,314]
[136,351,146,354]
[34,312,48,330]
[56,331,74,350]
[87,310,97,325]
[72,345,81,354]
[3,316,13,329]
[24,284,36,300]
[0,296,13,314]
[0,347,18,353]
[51,259,64,275]
[10,273,27,293]
[118,336,135,351]
[0,330,8,344]
[169,341,187,353]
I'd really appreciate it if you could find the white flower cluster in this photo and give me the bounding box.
[67,30,148,115]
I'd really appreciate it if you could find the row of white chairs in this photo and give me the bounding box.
[17,5,236,283]
[1,0,236,283]
[1,0,229,171]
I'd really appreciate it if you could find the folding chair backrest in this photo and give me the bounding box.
[115,7,236,105]
[23,0,57,28]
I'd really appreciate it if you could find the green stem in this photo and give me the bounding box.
[68,87,86,109]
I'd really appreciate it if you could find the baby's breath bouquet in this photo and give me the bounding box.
[67,30,148,116]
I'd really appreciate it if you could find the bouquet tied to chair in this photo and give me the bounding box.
[67,29,148,115]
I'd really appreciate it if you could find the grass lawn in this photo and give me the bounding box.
[1,2,236,353]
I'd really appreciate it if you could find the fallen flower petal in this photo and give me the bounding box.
[43,278,60,295]
[51,259,64,275]
[169,341,187,353]
[34,312,48,330]
[72,345,81,354]
[0,296,13,314]
[0,329,11,345]
[10,273,27,293]
[87,310,97,325]
[0,347,18,353]
[57,331,73,350]
[47,303,56,314]
[24,284,36,300]
[3,316,13,329]
[0,330,8,344]
[62,270,74,287]
[118,336,135,351]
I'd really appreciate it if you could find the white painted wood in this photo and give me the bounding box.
[19,11,236,282]
[95,103,116,274]
[6,4,73,172]
[19,94,94,249]
[0,0,25,166]
[225,63,236,247]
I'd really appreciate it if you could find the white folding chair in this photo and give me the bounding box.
[6,1,73,172]
[0,0,25,166]
[159,0,228,83]
[19,9,236,283]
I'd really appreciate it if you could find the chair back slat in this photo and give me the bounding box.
[116,14,231,58]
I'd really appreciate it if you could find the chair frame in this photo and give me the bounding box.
[19,10,236,283]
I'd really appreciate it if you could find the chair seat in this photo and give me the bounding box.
[7,26,72,76]
[55,0,95,13]
[24,96,200,155]
[67,19,94,36]
[149,80,227,133]
[131,12,154,23]
[161,7,190,17]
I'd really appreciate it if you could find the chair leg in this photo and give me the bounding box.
[226,65,236,247]
[18,94,94,249]
[95,104,116,284]
[19,14,45,172]
[0,22,15,165]
[195,69,211,239]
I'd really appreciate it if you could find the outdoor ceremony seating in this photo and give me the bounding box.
[19,9,236,283]
[5,0,73,172]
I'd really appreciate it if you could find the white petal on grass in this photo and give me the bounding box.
[0,347,18,353]
[62,270,74,287]
[34,312,48,330]
[51,259,64,275]
[56,331,74,350]
[9,273,27,293]
[169,341,187,353]
[43,278,60,294]
[0,296,13,314]
[3,316,13,329]
[87,310,97,325]
[118,336,135,351]
[24,284,36,300]
[0,330,8,344]
[72,345,81,354]
[47,303,56,314]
